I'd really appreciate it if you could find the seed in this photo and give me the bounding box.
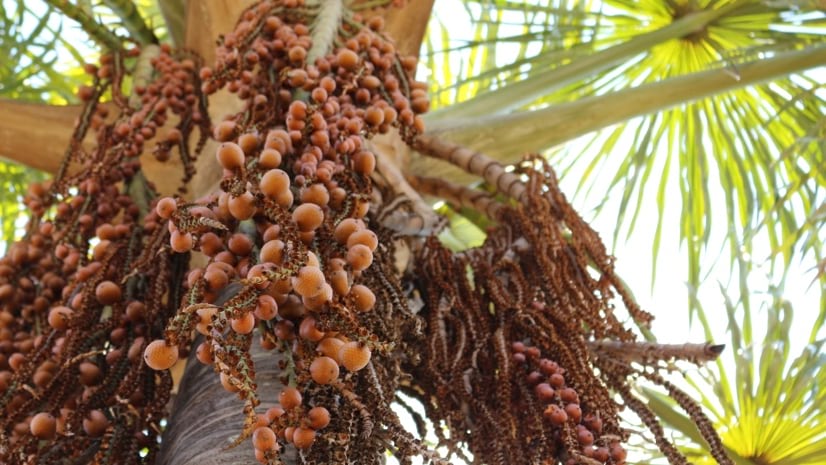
[260,169,290,198]
[349,284,375,312]
[299,316,326,342]
[280,386,302,410]
[338,341,371,371]
[346,244,373,271]
[48,306,73,330]
[292,266,325,298]
[143,339,179,370]
[231,312,256,334]
[337,48,359,70]
[317,337,345,359]
[216,142,245,170]
[95,280,122,305]
[334,218,364,244]
[310,356,340,385]
[543,404,567,426]
[549,372,565,388]
[83,409,109,437]
[252,426,277,451]
[292,203,324,232]
[155,197,177,219]
[292,427,316,449]
[30,412,56,439]
[260,239,285,264]
[346,229,378,251]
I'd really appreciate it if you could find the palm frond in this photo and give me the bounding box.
[419,0,826,312]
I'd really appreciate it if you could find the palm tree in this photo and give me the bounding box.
[0,0,822,464]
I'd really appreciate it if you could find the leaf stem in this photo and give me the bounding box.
[45,0,123,50]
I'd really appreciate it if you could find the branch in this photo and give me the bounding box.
[413,134,526,201]
[102,0,159,45]
[428,44,826,163]
[306,0,344,64]
[589,341,725,365]
[158,0,186,47]
[408,174,505,221]
[414,42,826,184]
[46,0,123,50]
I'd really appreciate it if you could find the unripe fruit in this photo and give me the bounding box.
[338,341,371,371]
[144,339,179,370]
[310,356,339,385]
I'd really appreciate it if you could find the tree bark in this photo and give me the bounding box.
[157,336,297,464]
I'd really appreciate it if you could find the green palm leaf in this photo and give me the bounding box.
[419,0,826,322]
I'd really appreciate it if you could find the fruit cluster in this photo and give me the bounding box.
[138,2,433,464]
[0,43,208,464]
[513,342,627,465]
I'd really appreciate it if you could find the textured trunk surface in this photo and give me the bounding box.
[157,338,296,464]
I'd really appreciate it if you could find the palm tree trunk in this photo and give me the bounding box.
[157,337,297,464]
